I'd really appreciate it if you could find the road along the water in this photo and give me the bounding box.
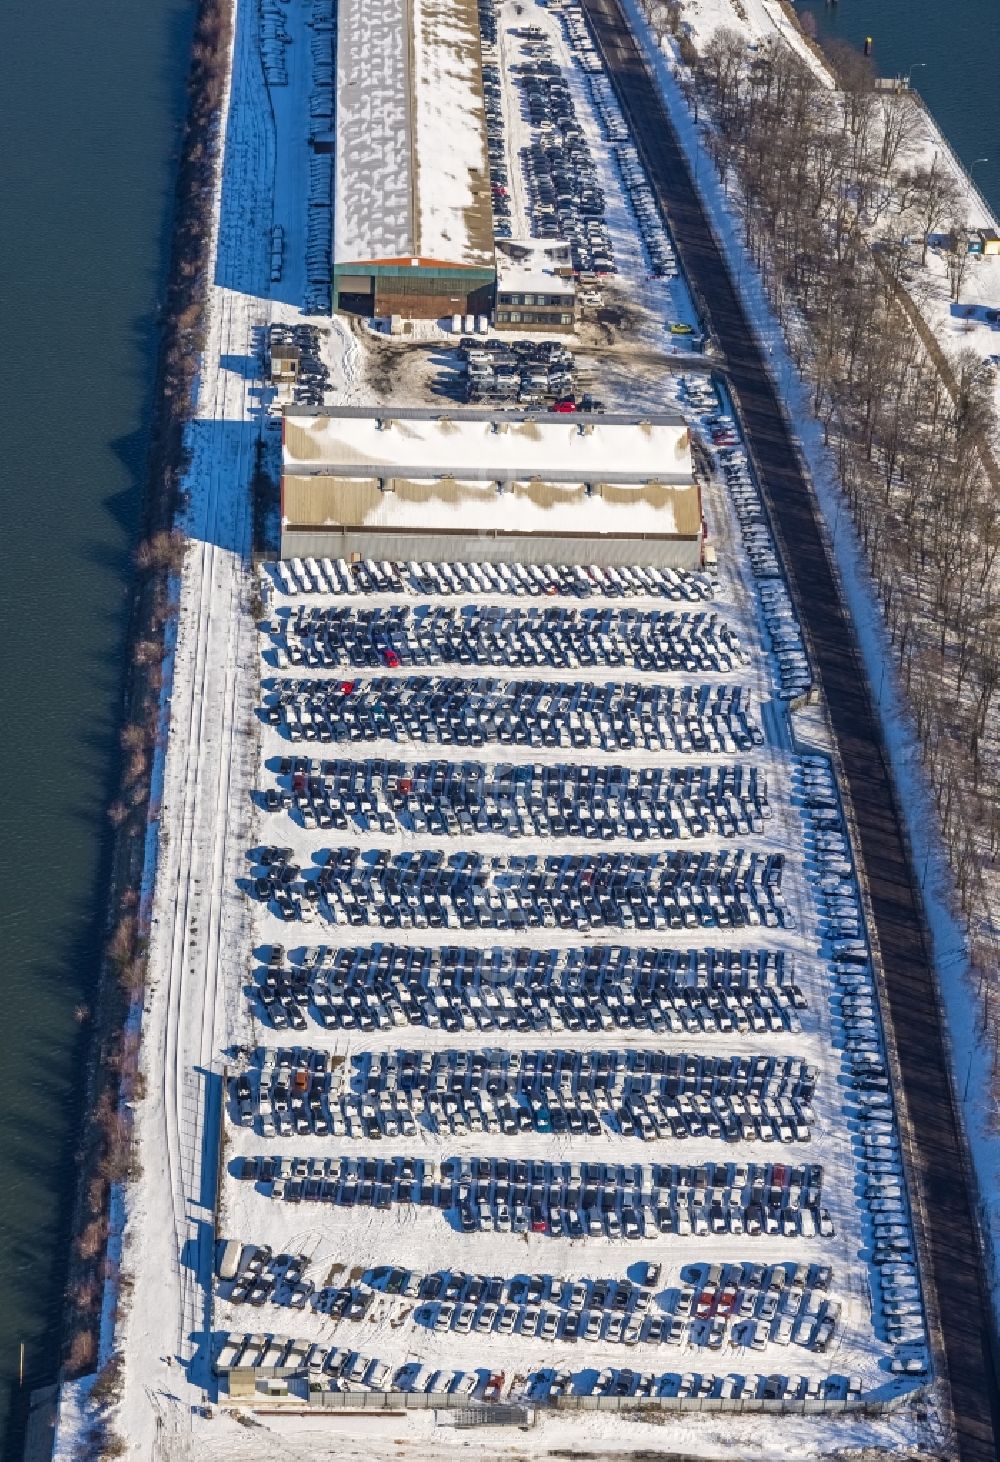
[578,0,1000,1455]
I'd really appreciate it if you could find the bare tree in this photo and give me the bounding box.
[899,155,963,263]
[944,219,975,301]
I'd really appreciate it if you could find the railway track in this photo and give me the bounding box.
[577,0,1000,1454]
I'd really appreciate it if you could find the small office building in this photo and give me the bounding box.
[493,240,577,332]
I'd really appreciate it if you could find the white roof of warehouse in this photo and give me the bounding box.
[282,474,701,540]
[334,0,494,269]
[282,407,698,541]
[283,407,692,482]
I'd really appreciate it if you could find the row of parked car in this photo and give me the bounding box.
[790,708,928,1369]
[266,756,770,842]
[681,377,811,701]
[793,753,927,1365]
[215,1330,479,1399]
[241,1081,808,1146]
[615,144,680,281]
[265,676,763,754]
[214,1328,864,1402]
[254,939,805,1036]
[302,0,335,313]
[349,1047,816,1103]
[240,1150,820,1196]
[409,1292,839,1353]
[480,0,512,241]
[271,603,748,674]
[459,334,577,405]
[234,1042,815,1144]
[557,2,678,282]
[250,844,792,932]
[231,1253,839,1356]
[225,1250,664,1318]
[559,1,603,74]
[514,32,615,274]
[269,555,714,601]
[258,0,289,87]
[242,1148,833,1240]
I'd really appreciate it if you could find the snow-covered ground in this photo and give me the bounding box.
[671,0,1000,404]
[92,0,271,1453]
[51,0,962,1454]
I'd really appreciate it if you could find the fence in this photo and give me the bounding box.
[221,1373,921,1417]
[909,90,999,231]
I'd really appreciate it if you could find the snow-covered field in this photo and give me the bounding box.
[51,0,961,1455]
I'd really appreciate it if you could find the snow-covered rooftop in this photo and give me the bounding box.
[282,407,696,540]
[334,0,494,269]
[282,406,691,478]
[496,239,577,297]
[282,473,701,539]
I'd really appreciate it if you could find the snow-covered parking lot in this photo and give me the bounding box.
[92,0,949,1453]
[206,478,931,1428]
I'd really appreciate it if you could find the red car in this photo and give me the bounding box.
[382,649,400,668]
[717,1286,738,1314]
[340,680,356,694]
[549,398,577,413]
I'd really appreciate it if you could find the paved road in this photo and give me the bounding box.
[578,0,1000,1454]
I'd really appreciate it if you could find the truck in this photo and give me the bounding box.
[216,1238,243,1282]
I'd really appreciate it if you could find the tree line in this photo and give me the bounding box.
[644,12,1000,1081]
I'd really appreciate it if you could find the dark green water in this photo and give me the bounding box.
[797,0,1000,214]
[0,0,195,1451]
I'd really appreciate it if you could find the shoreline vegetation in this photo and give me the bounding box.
[55,0,235,1452]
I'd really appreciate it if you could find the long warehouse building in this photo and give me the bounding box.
[280,406,703,567]
[333,0,496,319]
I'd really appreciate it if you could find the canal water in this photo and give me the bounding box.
[796,0,1000,216]
[0,0,195,1452]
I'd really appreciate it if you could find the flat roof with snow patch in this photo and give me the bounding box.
[281,475,702,540]
[334,0,494,270]
[496,239,577,297]
[282,406,690,478]
[281,406,696,545]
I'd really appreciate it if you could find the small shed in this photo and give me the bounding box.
[270,342,301,383]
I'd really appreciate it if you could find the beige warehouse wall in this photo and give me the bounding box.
[280,527,704,571]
